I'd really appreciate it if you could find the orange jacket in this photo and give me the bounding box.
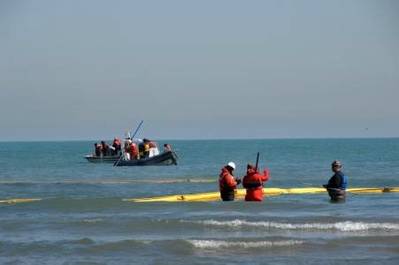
[243,168,270,201]
[219,167,238,193]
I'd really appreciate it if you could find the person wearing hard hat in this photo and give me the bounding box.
[242,164,270,201]
[219,162,241,201]
[323,160,348,202]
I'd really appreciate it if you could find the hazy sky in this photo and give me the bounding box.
[1,0,398,140]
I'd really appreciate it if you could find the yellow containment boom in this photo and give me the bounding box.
[123,187,399,203]
[0,198,42,204]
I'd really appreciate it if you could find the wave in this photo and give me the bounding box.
[188,219,399,232]
[81,218,104,224]
[0,238,149,255]
[188,239,304,249]
[0,237,303,256]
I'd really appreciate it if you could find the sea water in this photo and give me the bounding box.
[0,139,398,264]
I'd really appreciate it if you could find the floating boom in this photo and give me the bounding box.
[124,187,399,202]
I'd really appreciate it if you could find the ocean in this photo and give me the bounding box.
[1,139,398,264]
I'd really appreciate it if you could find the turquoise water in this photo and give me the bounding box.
[1,139,399,264]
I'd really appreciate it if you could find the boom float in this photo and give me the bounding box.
[123,187,399,202]
[0,198,42,204]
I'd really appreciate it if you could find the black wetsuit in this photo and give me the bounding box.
[325,171,348,202]
[326,171,347,189]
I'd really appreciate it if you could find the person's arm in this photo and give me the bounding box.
[225,175,237,189]
[260,168,270,182]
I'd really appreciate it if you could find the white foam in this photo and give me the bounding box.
[82,218,103,223]
[193,219,399,232]
[188,239,303,249]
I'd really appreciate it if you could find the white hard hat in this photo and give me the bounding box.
[227,162,236,170]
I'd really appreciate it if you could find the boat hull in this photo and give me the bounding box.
[85,155,120,163]
[114,151,178,166]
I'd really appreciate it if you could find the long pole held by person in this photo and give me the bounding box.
[255,152,260,172]
[113,120,144,166]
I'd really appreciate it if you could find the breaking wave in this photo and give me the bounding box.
[190,219,399,232]
[188,239,304,249]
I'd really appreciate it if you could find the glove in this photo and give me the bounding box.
[235,178,242,185]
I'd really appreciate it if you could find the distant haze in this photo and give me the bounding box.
[1,0,398,141]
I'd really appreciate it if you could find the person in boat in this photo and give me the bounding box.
[94,143,102,157]
[163,143,172,152]
[219,162,241,201]
[100,141,110,156]
[138,141,145,159]
[129,141,139,160]
[111,138,122,156]
[148,139,160,157]
[323,160,348,202]
[123,139,132,160]
[142,138,158,158]
[242,164,270,201]
[143,138,151,158]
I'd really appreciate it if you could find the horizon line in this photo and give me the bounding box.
[1,136,398,143]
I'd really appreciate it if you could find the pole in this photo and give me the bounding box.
[255,152,260,172]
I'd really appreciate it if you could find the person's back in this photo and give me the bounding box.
[112,138,122,155]
[219,162,240,201]
[94,143,102,157]
[129,143,138,160]
[242,164,270,201]
[138,142,145,159]
[101,141,109,156]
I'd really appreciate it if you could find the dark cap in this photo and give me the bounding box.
[247,164,255,170]
[331,160,342,167]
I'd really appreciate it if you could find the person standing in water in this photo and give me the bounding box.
[323,160,348,202]
[219,162,241,201]
[242,164,270,201]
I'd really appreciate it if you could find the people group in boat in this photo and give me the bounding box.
[93,139,122,157]
[121,138,161,160]
[93,137,166,161]
[219,159,348,202]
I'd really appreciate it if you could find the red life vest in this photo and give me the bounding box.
[243,169,270,201]
[219,167,238,201]
[129,143,138,158]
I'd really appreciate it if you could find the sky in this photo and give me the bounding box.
[0,0,398,141]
